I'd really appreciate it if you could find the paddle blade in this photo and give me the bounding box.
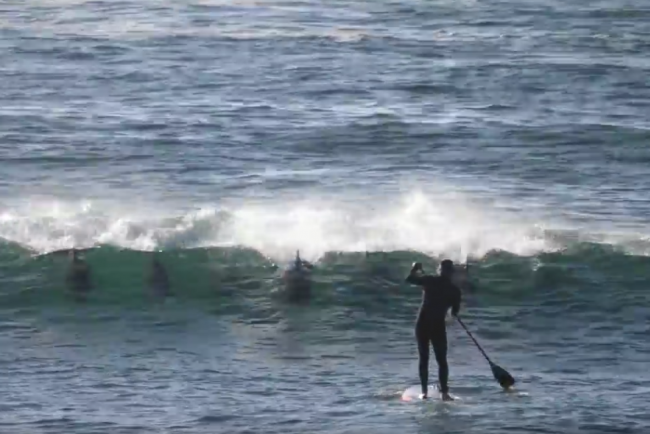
[490,363,515,389]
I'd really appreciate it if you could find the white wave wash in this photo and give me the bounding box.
[1,190,564,261]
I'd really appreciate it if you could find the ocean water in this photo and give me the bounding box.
[2,0,650,433]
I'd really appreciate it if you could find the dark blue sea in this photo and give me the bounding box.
[1,1,650,433]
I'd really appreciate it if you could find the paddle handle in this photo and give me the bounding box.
[456,316,493,365]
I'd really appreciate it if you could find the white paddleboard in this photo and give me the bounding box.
[401,385,460,402]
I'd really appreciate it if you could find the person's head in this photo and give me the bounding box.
[438,259,455,278]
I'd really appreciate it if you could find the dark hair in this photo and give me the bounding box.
[440,259,454,273]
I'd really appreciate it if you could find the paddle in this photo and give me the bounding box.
[456,316,516,390]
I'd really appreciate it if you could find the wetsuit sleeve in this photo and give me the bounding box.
[451,284,461,316]
[405,273,430,286]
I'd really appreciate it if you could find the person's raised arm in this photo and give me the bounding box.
[405,262,428,286]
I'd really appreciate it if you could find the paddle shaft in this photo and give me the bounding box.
[456,316,494,365]
[456,263,493,364]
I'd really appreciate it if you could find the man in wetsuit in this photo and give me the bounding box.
[406,259,461,401]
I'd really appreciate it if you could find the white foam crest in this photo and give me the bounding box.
[0,191,558,261]
[221,191,555,263]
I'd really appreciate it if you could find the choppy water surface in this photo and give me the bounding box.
[1,1,650,433]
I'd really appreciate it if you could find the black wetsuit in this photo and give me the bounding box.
[406,273,461,395]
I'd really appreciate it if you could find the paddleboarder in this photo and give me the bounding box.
[405,259,461,401]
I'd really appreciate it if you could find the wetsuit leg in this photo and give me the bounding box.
[431,328,449,393]
[415,327,430,395]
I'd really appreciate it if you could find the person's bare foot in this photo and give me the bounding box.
[441,392,454,401]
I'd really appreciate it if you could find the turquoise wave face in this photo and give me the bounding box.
[1,241,648,316]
